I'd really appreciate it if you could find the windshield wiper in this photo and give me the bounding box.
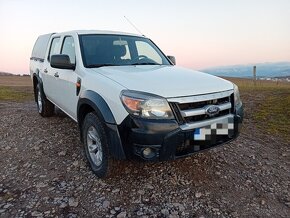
[86,64,119,68]
[131,62,160,66]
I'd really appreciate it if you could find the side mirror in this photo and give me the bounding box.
[167,56,176,65]
[50,55,75,70]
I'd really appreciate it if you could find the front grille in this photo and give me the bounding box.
[178,96,229,111]
[168,90,234,124]
[184,109,230,123]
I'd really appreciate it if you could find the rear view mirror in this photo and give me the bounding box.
[50,55,75,70]
[113,40,128,46]
[167,56,176,65]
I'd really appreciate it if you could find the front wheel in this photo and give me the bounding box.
[36,84,54,117]
[83,112,111,178]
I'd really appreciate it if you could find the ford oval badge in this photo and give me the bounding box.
[205,105,220,117]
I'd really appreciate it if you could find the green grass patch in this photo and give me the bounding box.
[253,89,290,141]
[226,78,290,141]
[0,86,33,102]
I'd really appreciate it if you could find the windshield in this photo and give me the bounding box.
[79,34,171,68]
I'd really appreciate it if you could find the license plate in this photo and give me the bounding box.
[193,118,234,141]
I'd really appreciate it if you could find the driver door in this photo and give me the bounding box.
[52,36,79,119]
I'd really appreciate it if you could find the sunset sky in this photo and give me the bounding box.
[0,0,289,74]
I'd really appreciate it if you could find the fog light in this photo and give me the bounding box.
[142,147,155,159]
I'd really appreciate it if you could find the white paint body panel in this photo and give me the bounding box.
[80,69,128,125]
[91,65,234,98]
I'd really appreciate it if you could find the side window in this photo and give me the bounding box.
[135,41,162,64]
[61,36,76,64]
[48,37,60,62]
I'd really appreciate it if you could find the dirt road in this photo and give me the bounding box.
[0,89,289,217]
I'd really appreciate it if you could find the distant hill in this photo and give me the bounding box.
[202,62,290,78]
[0,71,14,76]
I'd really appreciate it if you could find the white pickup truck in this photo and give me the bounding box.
[30,30,243,177]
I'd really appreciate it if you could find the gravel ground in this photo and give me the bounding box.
[0,94,289,217]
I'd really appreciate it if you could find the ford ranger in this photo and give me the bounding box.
[30,30,243,177]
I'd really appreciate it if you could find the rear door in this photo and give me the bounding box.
[42,36,61,102]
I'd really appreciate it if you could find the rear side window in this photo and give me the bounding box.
[31,34,52,60]
[61,36,76,64]
[48,37,60,62]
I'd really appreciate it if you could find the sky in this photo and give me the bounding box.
[0,0,289,74]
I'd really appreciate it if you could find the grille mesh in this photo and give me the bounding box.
[170,94,234,124]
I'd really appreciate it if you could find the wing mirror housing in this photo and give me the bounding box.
[167,56,176,65]
[50,55,75,70]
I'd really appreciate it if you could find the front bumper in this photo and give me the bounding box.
[117,104,243,161]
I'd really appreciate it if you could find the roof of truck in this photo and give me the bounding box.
[31,30,146,59]
[54,30,145,37]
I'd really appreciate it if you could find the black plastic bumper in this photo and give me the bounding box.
[115,104,243,161]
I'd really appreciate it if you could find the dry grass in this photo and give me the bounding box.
[0,75,32,87]
[0,75,33,101]
[225,77,290,91]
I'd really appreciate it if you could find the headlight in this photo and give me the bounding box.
[233,83,242,106]
[120,90,174,119]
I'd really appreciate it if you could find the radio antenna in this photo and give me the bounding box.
[124,16,144,36]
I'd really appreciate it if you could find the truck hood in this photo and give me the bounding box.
[91,65,234,98]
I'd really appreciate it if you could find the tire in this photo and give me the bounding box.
[36,84,54,117]
[82,112,112,178]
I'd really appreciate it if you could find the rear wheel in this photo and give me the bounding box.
[36,84,54,117]
[83,112,111,178]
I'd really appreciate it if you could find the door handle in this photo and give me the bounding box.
[54,72,59,78]
[44,69,48,73]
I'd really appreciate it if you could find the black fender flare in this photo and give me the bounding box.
[77,90,126,159]
[77,90,116,124]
